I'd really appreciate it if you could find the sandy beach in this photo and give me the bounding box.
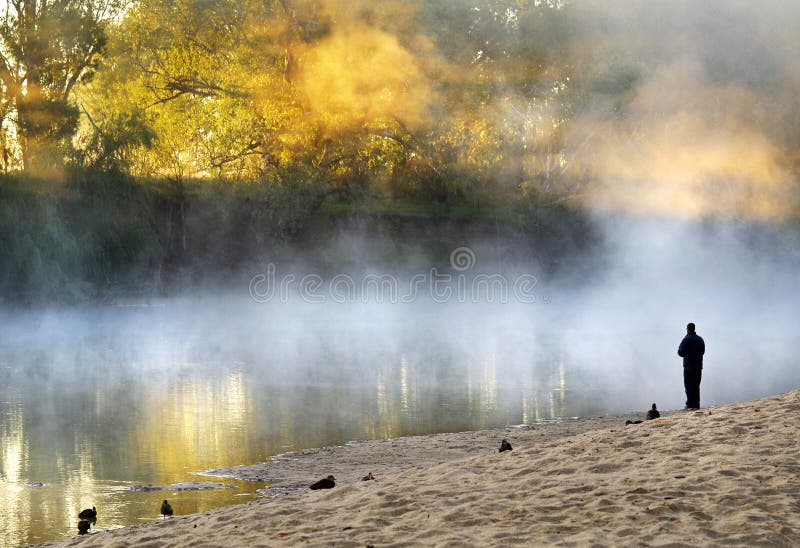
[37,391,800,547]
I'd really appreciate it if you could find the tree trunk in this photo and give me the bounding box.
[15,91,30,172]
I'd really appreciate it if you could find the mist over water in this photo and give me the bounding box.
[4,215,799,416]
[2,215,800,545]
[553,215,800,408]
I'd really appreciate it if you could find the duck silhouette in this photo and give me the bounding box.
[161,500,174,519]
[361,472,375,481]
[499,439,513,452]
[77,520,91,534]
[646,403,660,420]
[78,506,96,520]
[309,475,335,490]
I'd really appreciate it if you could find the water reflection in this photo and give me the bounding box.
[0,304,599,547]
[0,400,27,545]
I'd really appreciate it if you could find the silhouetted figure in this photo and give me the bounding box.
[310,475,336,490]
[646,403,660,420]
[678,323,705,409]
[161,500,173,519]
[77,520,91,535]
[362,472,375,481]
[78,506,96,520]
[499,439,513,452]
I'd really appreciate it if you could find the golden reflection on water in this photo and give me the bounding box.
[129,370,255,484]
[400,354,410,415]
[0,370,267,548]
[0,350,584,547]
[0,402,27,546]
[372,369,392,439]
[479,353,498,429]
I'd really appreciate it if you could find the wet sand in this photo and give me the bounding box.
[201,411,659,495]
[36,392,800,546]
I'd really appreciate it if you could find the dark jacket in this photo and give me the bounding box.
[678,332,705,370]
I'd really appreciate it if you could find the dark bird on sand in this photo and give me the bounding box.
[646,403,660,420]
[310,475,336,490]
[77,520,91,534]
[161,500,174,519]
[499,439,513,452]
[78,506,96,520]
[362,472,375,481]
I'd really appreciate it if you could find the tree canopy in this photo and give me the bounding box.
[0,0,124,172]
[2,0,800,302]
[0,0,798,217]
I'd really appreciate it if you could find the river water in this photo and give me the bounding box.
[1,299,797,546]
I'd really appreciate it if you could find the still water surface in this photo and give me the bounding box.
[0,302,599,547]
[2,300,797,547]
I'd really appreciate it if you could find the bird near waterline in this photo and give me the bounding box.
[77,520,91,535]
[362,472,375,481]
[499,439,513,452]
[310,475,336,490]
[78,506,96,520]
[161,500,173,519]
[646,403,660,420]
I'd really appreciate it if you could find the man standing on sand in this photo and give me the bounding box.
[678,322,705,410]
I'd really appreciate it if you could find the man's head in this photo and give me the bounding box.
[687,322,696,333]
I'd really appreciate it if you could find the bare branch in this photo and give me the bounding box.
[209,140,262,169]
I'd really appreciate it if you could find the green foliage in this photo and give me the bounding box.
[6,1,798,301]
[0,1,600,301]
[250,176,330,241]
[74,109,156,172]
[72,0,584,194]
[0,0,125,171]
[0,173,158,302]
[185,168,329,261]
[0,176,81,301]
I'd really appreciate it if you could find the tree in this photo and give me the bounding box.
[78,0,587,207]
[78,0,292,180]
[0,0,123,173]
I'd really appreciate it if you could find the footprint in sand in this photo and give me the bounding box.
[616,527,638,537]
[618,440,642,449]
[563,484,594,494]
[587,462,622,473]
[717,469,741,477]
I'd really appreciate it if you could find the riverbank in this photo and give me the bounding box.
[36,391,800,546]
[201,410,665,495]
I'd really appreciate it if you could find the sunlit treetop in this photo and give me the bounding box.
[0,0,797,219]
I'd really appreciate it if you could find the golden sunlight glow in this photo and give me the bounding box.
[0,406,23,484]
[0,403,27,543]
[572,63,795,220]
[298,24,433,131]
[371,369,397,438]
[399,354,410,414]
[63,437,99,532]
[129,371,252,483]
[479,354,498,424]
